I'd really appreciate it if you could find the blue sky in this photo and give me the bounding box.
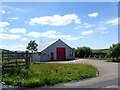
[0,2,118,51]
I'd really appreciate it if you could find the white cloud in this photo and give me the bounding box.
[28,30,85,40]
[24,21,28,24]
[105,18,119,25]
[85,25,92,28]
[101,31,108,34]
[0,44,26,51]
[0,10,6,14]
[97,26,107,31]
[9,17,19,20]
[10,28,26,34]
[0,22,9,32]
[29,14,81,26]
[28,32,41,37]
[88,12,99,17]
[74,23,93,30]
[83,23,93,28]
[0,22,9,27]
[0,33,21,40]
[81,30,94,35]
[0,28,5,32]
[74,26,81,30]
[66,36,85,40]
[21,38,28,41]
[3,5,23,12]
[2,5,32,15]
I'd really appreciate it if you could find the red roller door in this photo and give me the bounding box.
[56,48,66,60]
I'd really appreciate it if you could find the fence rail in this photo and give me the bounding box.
[0,49,30,74]
[3,61,26,65]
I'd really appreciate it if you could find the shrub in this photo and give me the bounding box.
[108,43,120,59]
[74,47,92,58]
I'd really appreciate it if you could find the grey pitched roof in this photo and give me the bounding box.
[37,39,59,52]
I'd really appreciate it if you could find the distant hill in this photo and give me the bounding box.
[92,49,109,53]
[0,48,24,53]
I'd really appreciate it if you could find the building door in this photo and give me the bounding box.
[51,52,54,60]
[56,48,66,60]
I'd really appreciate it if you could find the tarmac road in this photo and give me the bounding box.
[43,59,119,88]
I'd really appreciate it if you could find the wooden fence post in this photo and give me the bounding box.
[94,55,96,58]
[84,54,86,58]
[1,50,3,74]
[88,55,91,58]
[99,55,101,58]
[105,55,108,58]
[15,51,18,66]
[8,51,10,62]
[1,50,3,64]
[118,56,120,59]
[26,51,30,68]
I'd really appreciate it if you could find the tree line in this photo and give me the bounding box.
[73,43,120,59]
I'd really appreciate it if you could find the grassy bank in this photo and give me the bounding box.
[2,63,97,88]
[76,57,120,62]
[76,57,107,60]
[106,58,120,62]
[0,60,1,66]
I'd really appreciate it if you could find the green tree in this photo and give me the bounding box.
[74,47,92,58]
[108,43,120,59]
[26,40,38,61]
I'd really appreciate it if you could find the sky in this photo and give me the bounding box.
[0,2,119,51]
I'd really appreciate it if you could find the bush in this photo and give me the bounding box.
[74,47,92,58]
[108,43,120,59]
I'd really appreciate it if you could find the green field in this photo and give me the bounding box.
[2,63,97,88]
[92,49,109,53]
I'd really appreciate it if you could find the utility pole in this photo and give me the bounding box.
[41,33,42,43]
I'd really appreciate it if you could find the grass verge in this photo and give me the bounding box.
[76,57,107,60]
[106,58,120,62]
[76,57,120,62]
[2,63,97,88]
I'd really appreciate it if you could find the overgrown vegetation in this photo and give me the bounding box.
[108,43,120,59]
[2,63,97,87]
[73,47,92,58]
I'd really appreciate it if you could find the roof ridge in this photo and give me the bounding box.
[38,39,60,52]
